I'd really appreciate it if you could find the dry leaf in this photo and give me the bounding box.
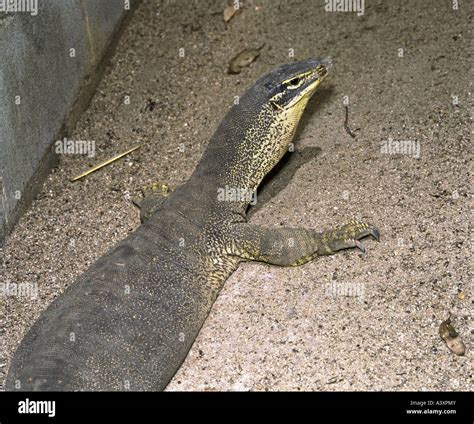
[439,315,466,356]
[223,4,241,23]
[227,43,265,74]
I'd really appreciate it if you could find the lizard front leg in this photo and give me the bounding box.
[228,219,379,266]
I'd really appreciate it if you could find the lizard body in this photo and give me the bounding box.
[6,59,379,391]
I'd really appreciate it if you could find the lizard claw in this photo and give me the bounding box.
[367,225,380,242]
[354,240,366,255]
[326,220,380,255]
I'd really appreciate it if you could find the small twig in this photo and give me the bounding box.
[326,376,342,385]
[344,105,359,138]
[71,145,141,182]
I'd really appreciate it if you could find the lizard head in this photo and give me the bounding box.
[194,59,332,202]
[259,58,331,113]
[233,58,332,191]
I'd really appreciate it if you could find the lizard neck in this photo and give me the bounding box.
[190,98,302,216]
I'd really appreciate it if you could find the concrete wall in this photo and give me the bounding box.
[0,0,138,244]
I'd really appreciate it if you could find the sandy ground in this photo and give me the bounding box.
[0,0,472,391]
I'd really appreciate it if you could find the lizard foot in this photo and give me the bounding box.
[132,182,170,223]
[141,182,170,198]
[324,219,380,255]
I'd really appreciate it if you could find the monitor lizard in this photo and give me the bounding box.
[6,58,379,391]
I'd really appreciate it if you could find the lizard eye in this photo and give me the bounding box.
[286,77,302,89]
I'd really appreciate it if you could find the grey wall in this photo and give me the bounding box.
[0,0,138,244]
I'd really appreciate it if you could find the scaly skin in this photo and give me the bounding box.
[6,59,379,391]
